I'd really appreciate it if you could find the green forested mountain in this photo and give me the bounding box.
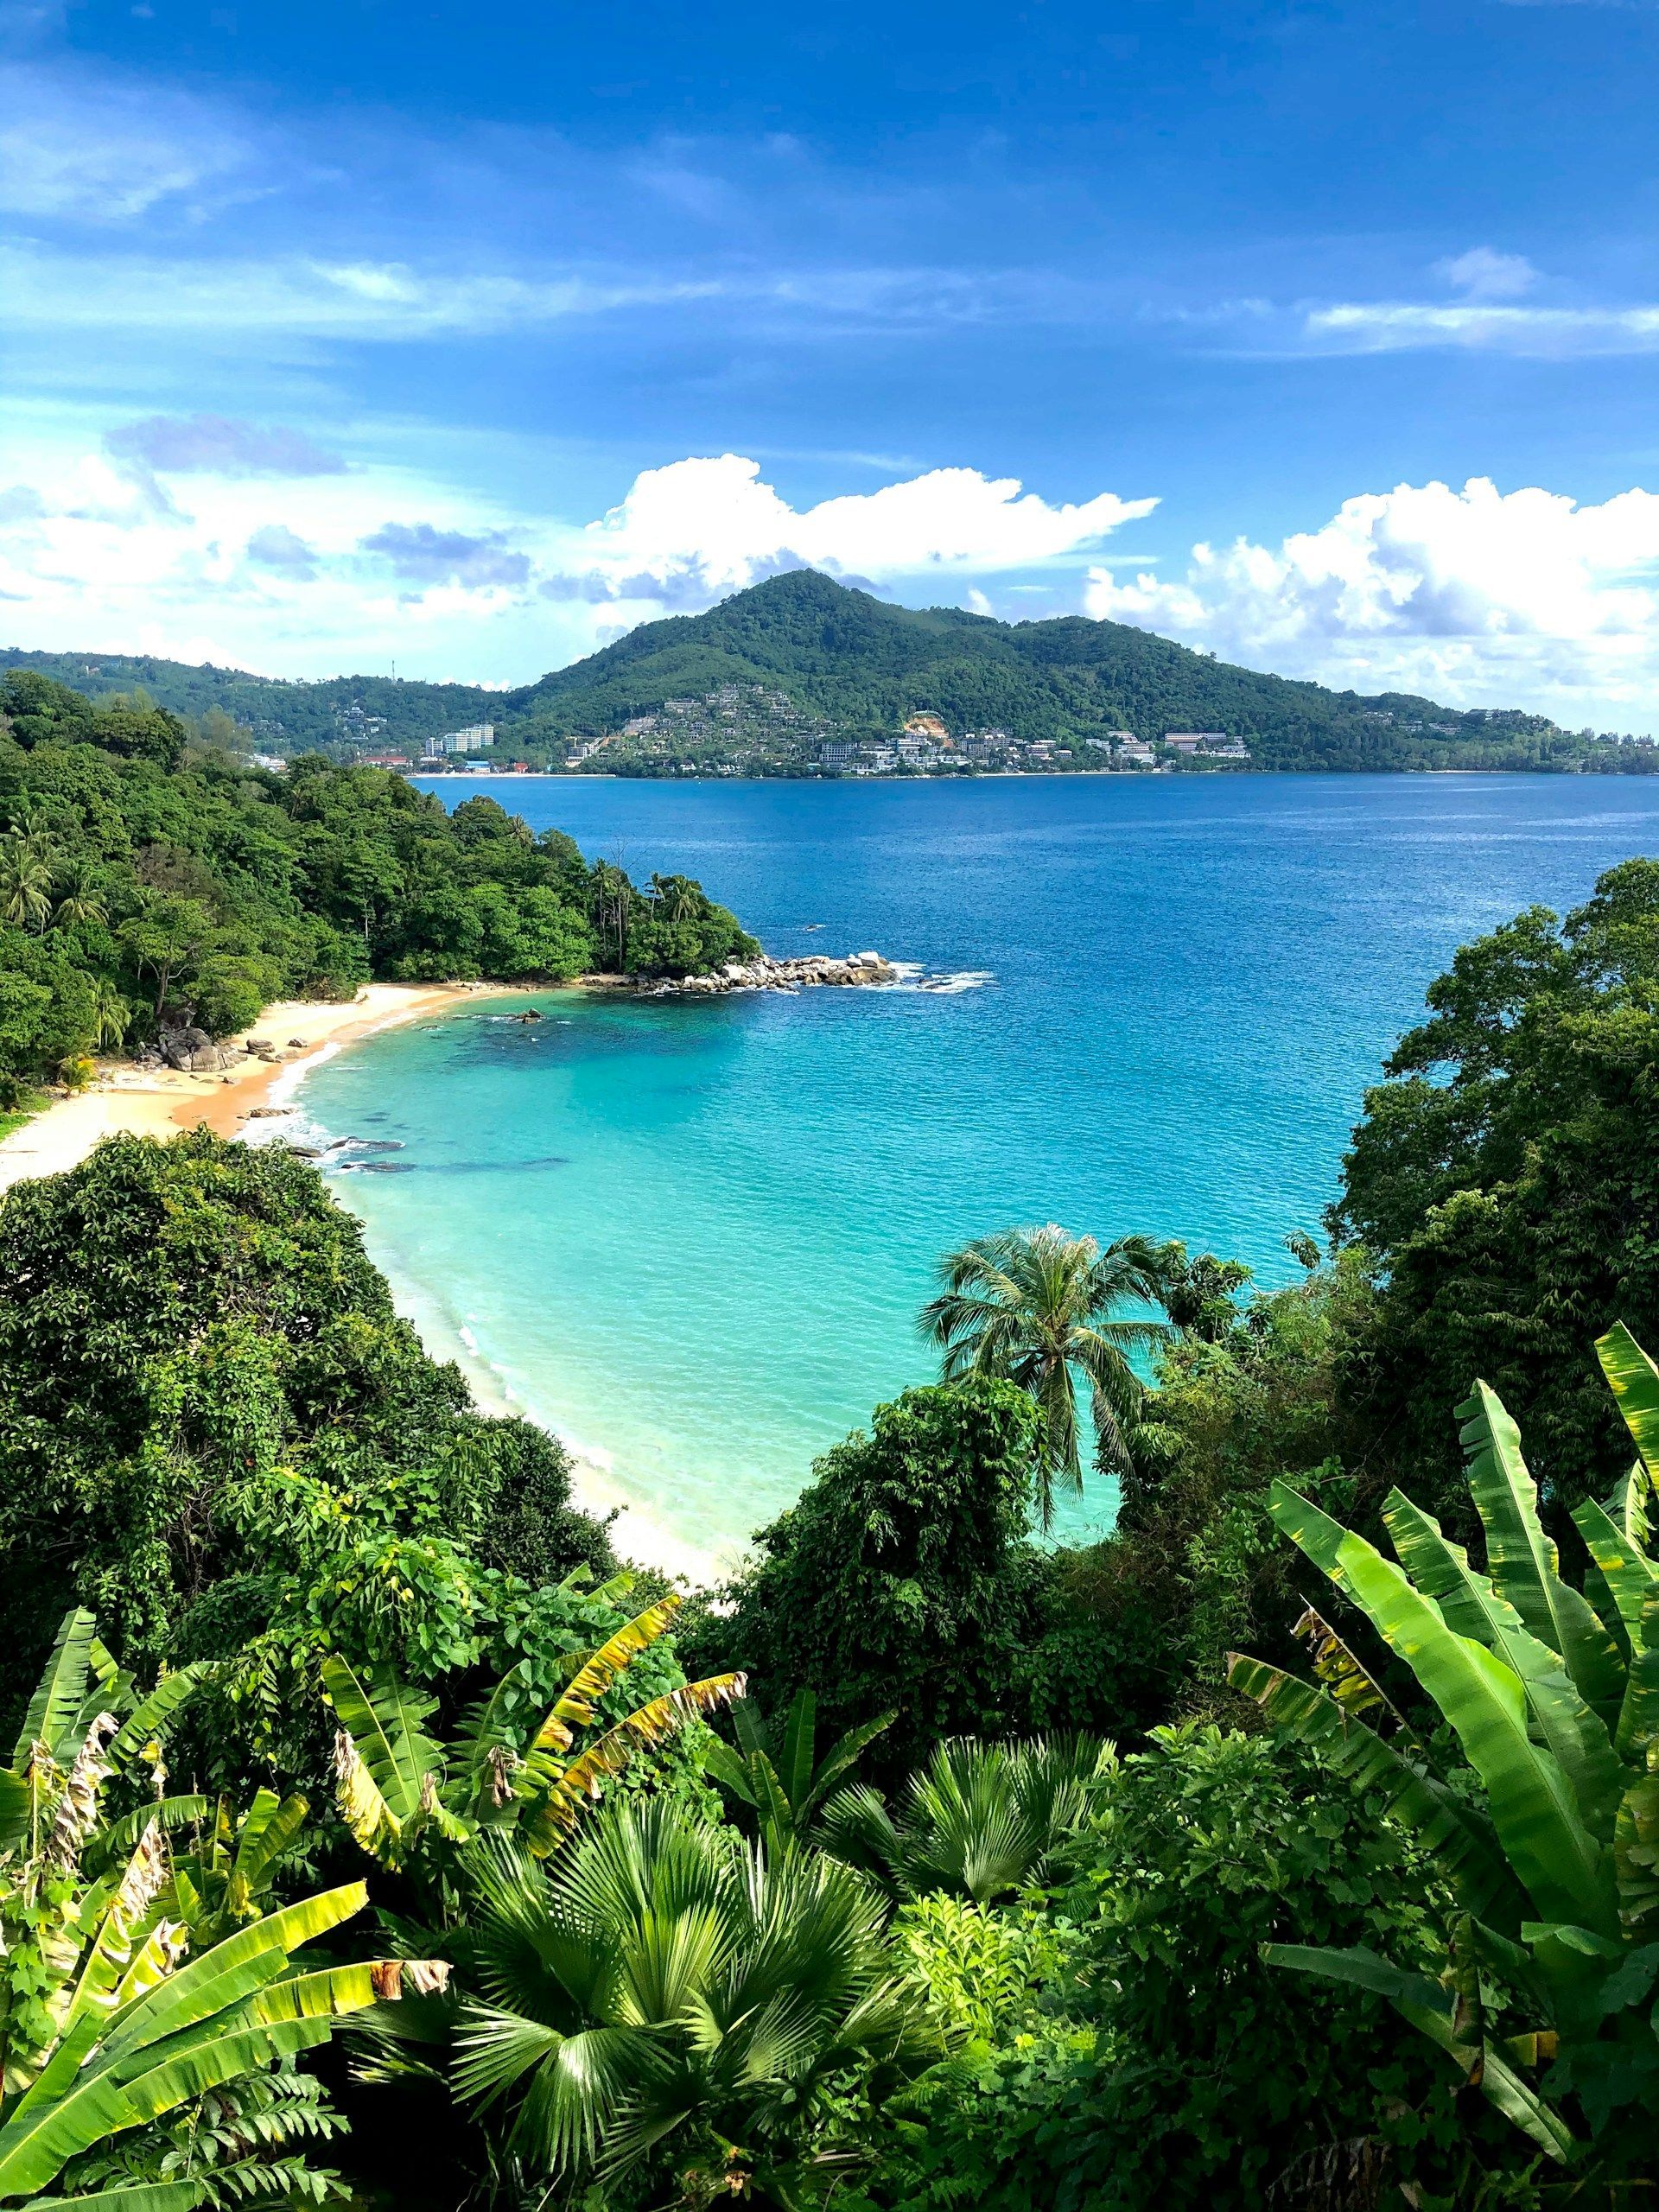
[502,568,1585,770]
[0,647,499,753]
[13,570,1656,772]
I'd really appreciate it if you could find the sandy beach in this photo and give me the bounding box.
[0,982,499,1196]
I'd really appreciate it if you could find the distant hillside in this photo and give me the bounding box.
[10,574,1656,774]
[498,571,1619,772]
[0,648,499,755]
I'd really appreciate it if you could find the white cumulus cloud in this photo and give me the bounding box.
[556,454,1156,602]
[1086,476,1659,726]
[0,433,1153,681]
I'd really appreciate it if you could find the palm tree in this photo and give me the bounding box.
[817,1733,1114,1906]
[86,977,129,1052]
[452,1799,928,2202]
[51,861,106,931]
[920,1224,1172,1527]
[0,835,53,933]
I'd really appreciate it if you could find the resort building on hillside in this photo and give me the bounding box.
[422,723,495,759]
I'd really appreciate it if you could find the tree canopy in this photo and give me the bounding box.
[0,670,756,1092]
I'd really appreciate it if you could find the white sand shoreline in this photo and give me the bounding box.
[0,981,498,1195]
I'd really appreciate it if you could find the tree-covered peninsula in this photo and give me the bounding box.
[3,861,1659,2207]
[0,667,755,1097]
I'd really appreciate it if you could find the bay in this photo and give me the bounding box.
[295,772,1659,1571]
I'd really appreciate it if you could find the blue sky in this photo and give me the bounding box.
[4,0,1659,723]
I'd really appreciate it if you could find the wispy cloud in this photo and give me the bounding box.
[1304,301,1659,354]
[0,60,254,220]
[1435,245,1538,301]
[106,414,346,476]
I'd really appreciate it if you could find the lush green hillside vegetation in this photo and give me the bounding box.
[16,571,1658,775]
[0,668,755,1096]
[4,864,1659,2209]
[0,646,499,755]
[507,568,1625,772]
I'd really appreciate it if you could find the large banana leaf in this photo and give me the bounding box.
[322,1657,443,1859]
[537,1600,683,1741]
[13,1613,99,1768]
[1599,1323,1659,1480]
[798,1713,897,1822]
[1381,1491,1625,1843]
[1457,1384,1625,1728]
[28,2182,208,2212]
[105,1669,205,1770]
[1226,1656,1525,1928]
[1268,1484,1614,1936]
[776,1689,817,1814]
[1572,1496,1659,1650]
[1264,1943,1579,2163]
[1614,1590,1659,1762]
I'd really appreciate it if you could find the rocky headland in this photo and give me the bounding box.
[637,950,899,997]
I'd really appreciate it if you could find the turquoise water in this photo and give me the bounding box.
[296,773,1659,1569]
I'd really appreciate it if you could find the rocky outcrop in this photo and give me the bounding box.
[157,1024,243,1073]
[639,950,899,998]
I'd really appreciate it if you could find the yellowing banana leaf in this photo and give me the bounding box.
[63,1823,172,2034]
[1599,1323,1659,1480]
[102,1883,365,2061]
[539,1600,683,1740]
[523,1675,746,1854]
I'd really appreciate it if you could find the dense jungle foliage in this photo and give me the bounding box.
[3,856,1659,2210]
[15,571,1656,772]
[0,669,756,1095]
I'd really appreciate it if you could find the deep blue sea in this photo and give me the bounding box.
[295,773,1659,1573]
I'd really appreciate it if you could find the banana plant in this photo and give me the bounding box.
[1229,1319,1659,2170]
[702,1688,894,1853]
[0,1625,448,2209]
[323,1590,745,1872]
[0,1867,443,2211]
[1,1612,208,1865]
